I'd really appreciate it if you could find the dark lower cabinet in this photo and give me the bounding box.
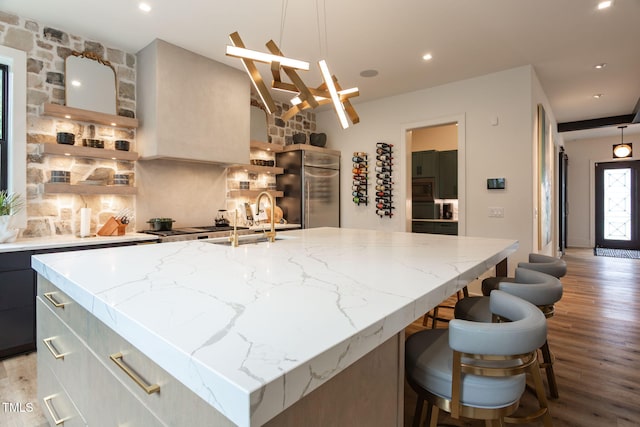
[0,253,36,359]
[0,240,145,360]
[412,221,458,236]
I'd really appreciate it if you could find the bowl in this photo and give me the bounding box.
[83,138,104,148]
[310,133,327,147]
[115,140,130,151]
[56,132,75,145]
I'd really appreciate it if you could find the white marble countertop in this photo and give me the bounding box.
[31,227,517,426]
[0,232,158,253]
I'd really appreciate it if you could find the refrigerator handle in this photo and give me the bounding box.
[305,179,310,228]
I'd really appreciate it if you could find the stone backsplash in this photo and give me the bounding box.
[0,11,137,238]
[251,96,318,146]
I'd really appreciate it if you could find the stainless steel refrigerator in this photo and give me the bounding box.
[276,149,340,228]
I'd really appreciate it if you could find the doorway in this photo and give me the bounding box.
[595,160,640,249]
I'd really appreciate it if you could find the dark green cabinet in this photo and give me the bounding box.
[411,221,458,236]
[412,149,457,198]
[438,150,458,199]
[412,150,438,178]
[413,221,458,235]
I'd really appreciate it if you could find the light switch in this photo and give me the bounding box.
[488,207,505,218]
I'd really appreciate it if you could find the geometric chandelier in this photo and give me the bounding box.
[226,31,359,129]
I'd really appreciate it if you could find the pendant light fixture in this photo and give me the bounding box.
[613,125,632,158]
[225,0,360,129]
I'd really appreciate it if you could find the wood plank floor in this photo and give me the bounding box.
[1,248,638,426]
[404,248,640,427]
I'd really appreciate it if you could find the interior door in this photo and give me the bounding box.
[558,149,568,254]
[595,160,640,249]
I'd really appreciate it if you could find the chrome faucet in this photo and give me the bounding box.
[255,191,277,243]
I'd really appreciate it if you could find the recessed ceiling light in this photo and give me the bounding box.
[597,1,613,10]
[360,69,379,78]
[593,93,603,99]
[139,2,152,13]
[422,53,433,61]
[71,80,81,87]
[594,63,607,69]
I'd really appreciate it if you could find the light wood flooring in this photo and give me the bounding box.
[1,248,639,426]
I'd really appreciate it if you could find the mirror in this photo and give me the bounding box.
[65,51,117,114]
[250,105,268,142]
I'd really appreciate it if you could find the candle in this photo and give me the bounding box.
[80,207,91,237]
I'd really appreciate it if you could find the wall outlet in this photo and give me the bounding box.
[488,207,504,218]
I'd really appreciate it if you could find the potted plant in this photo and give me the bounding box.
[0,190,24,243]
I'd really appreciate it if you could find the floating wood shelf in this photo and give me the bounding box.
[227,190,283,198]
[38,143,139,161]
[42,103,139,129]
[250,140,283,152]
[282,143,340,156]
[227,164,284,175]
[43,183,137,195]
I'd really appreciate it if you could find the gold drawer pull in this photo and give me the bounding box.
[44,292,67,309]
[43,337,65,360]
[43,394,67,425]
[110,352,160,394]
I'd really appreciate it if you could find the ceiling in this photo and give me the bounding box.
[3,0,640,140]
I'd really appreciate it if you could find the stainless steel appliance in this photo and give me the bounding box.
[412,177,435,202]
[141,225,251,242]
[276,149,340,228]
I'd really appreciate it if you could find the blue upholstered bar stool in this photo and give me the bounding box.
[457,268,563,399]
[406,290,553,427]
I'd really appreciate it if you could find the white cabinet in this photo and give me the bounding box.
[137,39,250,164]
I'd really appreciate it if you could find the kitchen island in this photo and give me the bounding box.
[32,227,517,426]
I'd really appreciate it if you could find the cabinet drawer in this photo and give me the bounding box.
[84,344,166,427]
[86,310,235,426]
[37,362,87,427]
[37,276,89,341]
[412,221,435,234]
[37,298,91,414]
[434,222,458,235]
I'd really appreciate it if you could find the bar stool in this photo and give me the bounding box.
[422,287,468,328]
[456,268,563,399]
[482,253,566,296]
[406,290,553,427]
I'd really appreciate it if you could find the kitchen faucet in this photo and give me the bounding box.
[255,191,277,243]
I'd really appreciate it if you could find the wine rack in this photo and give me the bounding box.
[375,142,394,218]
[352,152,368,205]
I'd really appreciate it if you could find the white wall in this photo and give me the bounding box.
[318,65,556,270]
[563,134,637,247]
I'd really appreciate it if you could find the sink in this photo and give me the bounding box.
[204,234,295,246]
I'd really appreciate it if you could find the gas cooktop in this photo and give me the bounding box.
[141,225,250,242]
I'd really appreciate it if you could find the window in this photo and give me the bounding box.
[0,63,7,191]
